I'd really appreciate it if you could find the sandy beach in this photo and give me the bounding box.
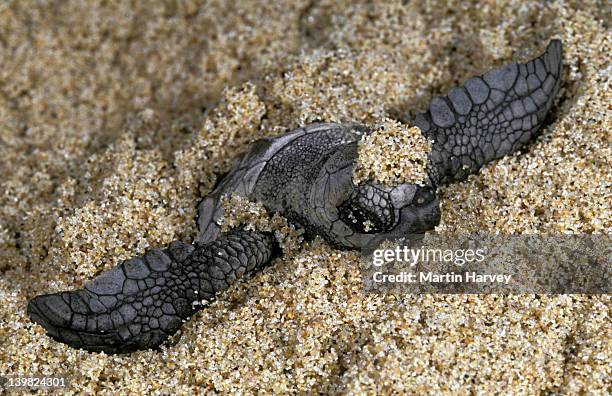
[0,1,609,394]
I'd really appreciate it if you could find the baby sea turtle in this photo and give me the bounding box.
[28,40,563,353]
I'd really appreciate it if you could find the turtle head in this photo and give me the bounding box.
[306,143,440,250]
[334,180,441,250]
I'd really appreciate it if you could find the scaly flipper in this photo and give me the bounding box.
[28,230,278,353]
[416,40,563,184]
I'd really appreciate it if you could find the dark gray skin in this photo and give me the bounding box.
[28,40,562,354]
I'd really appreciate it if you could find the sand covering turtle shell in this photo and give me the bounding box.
[218,193,304,254]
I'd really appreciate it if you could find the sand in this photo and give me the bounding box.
[353,119,431,186]
[0,0,610,394]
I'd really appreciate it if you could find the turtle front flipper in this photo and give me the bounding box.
[27,230,278,354]
[415,40,563,185]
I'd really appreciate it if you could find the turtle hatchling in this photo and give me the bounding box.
[28,40,563,353]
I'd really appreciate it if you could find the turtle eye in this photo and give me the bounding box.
[413,187,436,206]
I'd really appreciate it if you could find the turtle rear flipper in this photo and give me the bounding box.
[28,230,277,354]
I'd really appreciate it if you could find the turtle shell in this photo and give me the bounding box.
[195,123,367,243]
